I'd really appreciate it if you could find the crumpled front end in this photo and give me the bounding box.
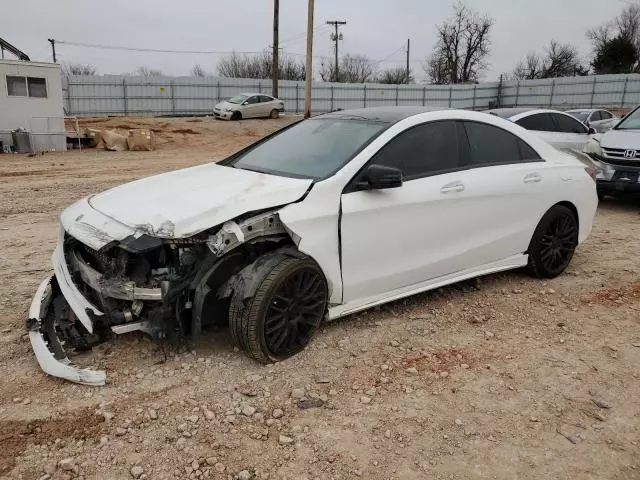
[27,194,299,385]
[27,275,107,386]
[27,221,200,385]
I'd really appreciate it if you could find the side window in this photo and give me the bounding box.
[27,77,47,98]
[6,75,27,96]
[462,122,540,166]
[590,111,602,121]
[516,113,556,132]
[259,95,273,103]
[370,121,459,178]
[554,114,588,134]
[246,96,260,104]
[600,111,612,120]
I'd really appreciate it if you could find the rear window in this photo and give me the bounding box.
[516,113,556,132]
[463,122,540,166]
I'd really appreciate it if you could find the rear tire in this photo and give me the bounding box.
[231,111,242,121]
[269,109,279,119]
[228,253,328,363]
[526,205,579,278]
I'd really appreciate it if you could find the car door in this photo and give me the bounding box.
[242,95,261,118]
[551,113,591,151]
[340,121,464,302]
[259,95,276,117]
[592,110,615,132]
[453,121,551,268]
[339,120,546,304]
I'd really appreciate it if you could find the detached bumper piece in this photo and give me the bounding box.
[27,276,107,386]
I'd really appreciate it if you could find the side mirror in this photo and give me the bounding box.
[588,127,597,135]
[363,164,403,190]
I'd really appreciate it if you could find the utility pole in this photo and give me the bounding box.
[272,0,279,98]
[406,38,410,84]
[304,0,314,118]
[48,38,56,63]
[326,20,346,82]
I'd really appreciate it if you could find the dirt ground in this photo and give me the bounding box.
[1,116,639,480]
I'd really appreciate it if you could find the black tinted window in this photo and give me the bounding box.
[591,111,602,121]
[516,113,556,132]
[259,95,273,103]
[371,121,458,178]
[554,114,587,134]
[246,96,259,104]
[600,111,612,120]
[463,122,540,165]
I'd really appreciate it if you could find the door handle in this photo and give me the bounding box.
[440,181,465,194]
[523,173,542,184]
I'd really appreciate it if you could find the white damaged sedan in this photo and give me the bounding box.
[28,107,598,385]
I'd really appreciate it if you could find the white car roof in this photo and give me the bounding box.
[239,92,270,97]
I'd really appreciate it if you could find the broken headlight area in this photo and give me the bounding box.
[27,232,211,384]
[63,233,207,338]
[28,211,293,385]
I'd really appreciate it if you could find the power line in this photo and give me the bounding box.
[55,38,406,63]
[55,40,266,55]
[279,24,330,48]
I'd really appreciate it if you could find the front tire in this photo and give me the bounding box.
[228,253,328,363]
[527,205,579,278]
[231,111,242,121]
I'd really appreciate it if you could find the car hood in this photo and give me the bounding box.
[215,101,240,110]
[77,164,311,242]
[599,129,640,149]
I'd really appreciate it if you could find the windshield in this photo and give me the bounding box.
[615,107,640,130]
[230,118,387,179]
[228,94,249,104]
[568,111,589,123]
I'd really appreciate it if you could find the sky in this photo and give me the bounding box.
[2,0,633,81]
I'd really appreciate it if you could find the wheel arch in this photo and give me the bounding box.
[554,201,579,230]
[526,201,579,255]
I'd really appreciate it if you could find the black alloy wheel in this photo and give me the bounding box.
[228,252,328,363]
[263,267,326,357]
[527,205,579,278]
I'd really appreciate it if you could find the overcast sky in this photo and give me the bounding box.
[3,0,632,81]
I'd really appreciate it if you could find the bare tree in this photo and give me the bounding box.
[191,64,206,77]
[587,3,640,74]
[61,63,96,76]
[426,55,449,85]
[423,2,494,84]
[135,66,164,77]
[513,53,543,80]
[542,40,587,77]
[376,66,414,84]
[319,54,375,83]
[217,51,305,80]
[512,41,586,79]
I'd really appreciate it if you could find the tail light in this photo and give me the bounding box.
[585,166,597,182]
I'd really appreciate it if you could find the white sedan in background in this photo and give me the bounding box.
[487,108,595,154]
[566,109,619,133]
[27,107,598,385]
[214,93,284,120]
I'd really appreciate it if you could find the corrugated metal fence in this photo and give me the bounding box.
[63,73,640,117]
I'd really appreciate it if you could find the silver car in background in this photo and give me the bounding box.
[566,109,619,133]
[214,93,284,120]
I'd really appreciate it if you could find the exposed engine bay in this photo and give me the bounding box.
[27,209,295,385]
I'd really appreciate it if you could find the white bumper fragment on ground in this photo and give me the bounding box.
[27,276,107,386]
